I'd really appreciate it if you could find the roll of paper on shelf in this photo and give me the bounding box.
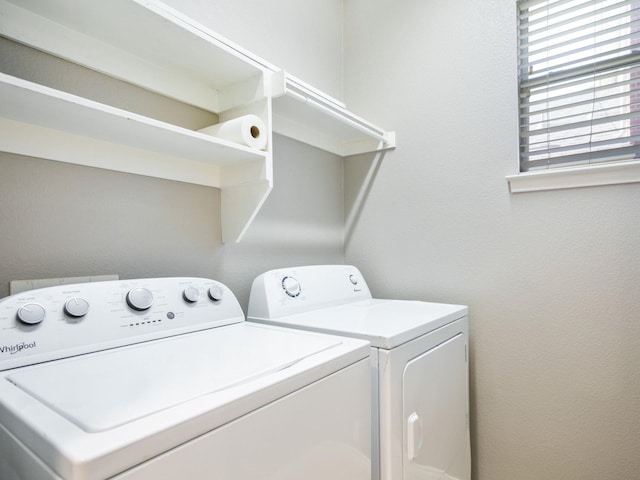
[199,114,267,150]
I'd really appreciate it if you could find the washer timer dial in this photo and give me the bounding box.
[126,288,154,311]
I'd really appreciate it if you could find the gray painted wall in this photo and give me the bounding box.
[343,1,640,479]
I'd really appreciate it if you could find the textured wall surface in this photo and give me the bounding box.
[343,1,640,479]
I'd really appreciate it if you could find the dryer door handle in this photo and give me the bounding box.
[407,412,422,461]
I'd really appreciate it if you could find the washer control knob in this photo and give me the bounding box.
[282,276,301,297]
[126,288,154,311]
[183,286,200,303]
[17,303,46,325]
[349,274,359,285]
[208,285,224,302]
[64,297,90,318]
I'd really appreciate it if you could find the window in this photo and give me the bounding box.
[518,0,640,172]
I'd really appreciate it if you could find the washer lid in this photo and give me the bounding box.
[6,323,342,433]
[249,299,468,349]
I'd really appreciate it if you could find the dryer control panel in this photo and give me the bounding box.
[248,265,373,319]
[0,277,244,371]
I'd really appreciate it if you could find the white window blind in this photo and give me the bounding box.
[518,0,640,171]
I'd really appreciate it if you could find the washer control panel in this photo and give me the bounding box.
[248,265,372,319]
[0,277,243,371]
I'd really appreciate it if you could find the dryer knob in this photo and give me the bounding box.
[126,288,154,311]
[282,276,301,297]
[64,297,90,318]
[208,285,224,302]
[17,303,46,325]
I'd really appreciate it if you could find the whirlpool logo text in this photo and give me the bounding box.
[0,341,37,355]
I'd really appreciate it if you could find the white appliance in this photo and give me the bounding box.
[248,265,471,480]
[0,277,371,480]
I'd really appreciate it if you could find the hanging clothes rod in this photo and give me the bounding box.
[285,89,390,145]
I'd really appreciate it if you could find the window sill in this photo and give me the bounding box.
[506,160,640,193]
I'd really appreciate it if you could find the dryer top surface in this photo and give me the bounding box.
[249,299,468,349]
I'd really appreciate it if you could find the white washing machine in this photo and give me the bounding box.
[0,277,371,480]
[248,265,471,480]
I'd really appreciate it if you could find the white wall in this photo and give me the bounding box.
[343,1,640,479]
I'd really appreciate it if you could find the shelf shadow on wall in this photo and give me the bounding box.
[344,149,388,248]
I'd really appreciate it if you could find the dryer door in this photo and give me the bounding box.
[402,333,470,480]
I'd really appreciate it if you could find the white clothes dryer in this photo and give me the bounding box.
[248,265,471,480]
[0,277,371,480]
